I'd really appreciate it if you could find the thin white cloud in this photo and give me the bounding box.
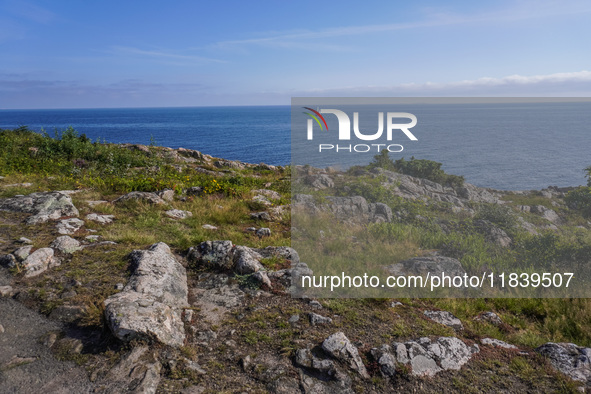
[110,46,227,65]
[4,1,56,24]
[215,1,591,50]
[297,70,591,96]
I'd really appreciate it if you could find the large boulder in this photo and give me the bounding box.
[536,342,591,387]
[0,191,79,224]
[104,243,188,347]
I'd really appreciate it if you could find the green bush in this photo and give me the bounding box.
[393,156,464,188]
[474,204,517,234]
[565,186,591,218]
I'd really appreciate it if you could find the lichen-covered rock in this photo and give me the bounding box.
[474,311,503,326]
[104,242,188,347]
[164,209,192,219]
[424,310,464,330]
[309,312,332,326]
[56,218,84,235]
[392,337,479,377]
[187,240,234,270]
[85,213,115,224]
[21,248,55,277]
[50,235,82,254]
[370,345,397,378]
[251,189,281,200]
[481,338,518,349]
[113,191,166,205]
[233,246,263,274]
[0,191,79,224]
[322,332,369,379]
[98,346,161,394]
[13,245,33,261]
[536,342,591,387]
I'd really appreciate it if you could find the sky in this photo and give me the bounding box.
[1,0,590,108]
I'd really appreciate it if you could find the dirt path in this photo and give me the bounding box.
[0,270,94,394]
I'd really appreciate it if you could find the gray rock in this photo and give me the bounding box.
[56,218,84,235]
[157,188,175,202]
[13,245,33,261]
[309,300,323,309]
[322,332,369,379]
[424,310,463,330]
[481,338,518,349]
[251,189,281,200]
[250,211,272,221]
[201,224,217,230]
[288,314,300,324]
[255,227,271,237]
[309,312,333,326]
[536,342,591,386]
[252,271,272,288]
[113,191,166,205]
[165,209,193,219]
[16,237,33,244]
[392,337,479,377]
[387,255,466,278]
[252,194,273,206]
[98,346,161,394]
[233,246,263,274]
[474,311,503,326]
[185,186,204,196]
[370,345,397,377]
[187,240,234,270]
[473,219,512,247]
[85,213,115,224]
[531,205,560,223]
[306,173,335,190]
[86,200,108,207]
[104,242,188,347]
[21,248,55,277]
[0,191,79,224]
[50,236,82,254]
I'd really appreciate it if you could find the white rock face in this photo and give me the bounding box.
[104,242,188,347]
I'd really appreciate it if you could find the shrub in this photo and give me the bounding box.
[474,204,517,234]
[394,156,464,187]
[565,186,591,218]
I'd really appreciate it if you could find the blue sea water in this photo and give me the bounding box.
[1,103,590,190]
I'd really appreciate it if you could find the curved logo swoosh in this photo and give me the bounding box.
[303,107,328,131]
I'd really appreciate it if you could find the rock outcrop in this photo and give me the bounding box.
[536,342,591,387]
[388,337,479,377]
[0,191,79,224]
[104,242,188,347]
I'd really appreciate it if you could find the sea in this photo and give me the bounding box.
[1,103,590,191]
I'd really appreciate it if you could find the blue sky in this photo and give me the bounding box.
[1,0,590,108]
